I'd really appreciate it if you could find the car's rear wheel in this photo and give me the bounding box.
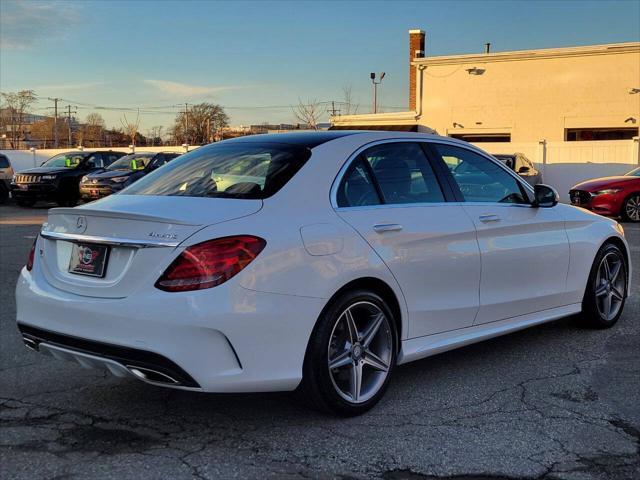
[301,290,397,416]
[581,243,627,328]
[621,193,640,222]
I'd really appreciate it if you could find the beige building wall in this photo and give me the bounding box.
[416,43,640,142]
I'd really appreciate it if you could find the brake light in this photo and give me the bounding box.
[155,235,266,292]
[26,237,37,271]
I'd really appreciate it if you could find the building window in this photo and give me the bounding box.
[449,133,511,143]
[565,128,639,141]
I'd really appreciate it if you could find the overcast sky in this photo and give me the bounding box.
[1,0,639,131]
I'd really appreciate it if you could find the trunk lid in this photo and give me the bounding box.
[39,194,262,298]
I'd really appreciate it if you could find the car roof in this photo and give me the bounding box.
[221,131,363,148]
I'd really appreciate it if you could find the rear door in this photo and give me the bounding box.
[335,141,481,338]
[430,142,569,324]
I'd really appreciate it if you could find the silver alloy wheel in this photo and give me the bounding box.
[327,301,393,404]
[594,252,626,321]
[625,194,640,221]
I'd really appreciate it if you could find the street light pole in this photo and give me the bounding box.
[370,72,386,114]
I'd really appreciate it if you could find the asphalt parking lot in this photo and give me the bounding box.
[1,202,638,480]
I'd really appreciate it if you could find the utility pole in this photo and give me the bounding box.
[65,105,77,148]
[184,103,190,145]
[327,101,341,117]
[47,97,61,148]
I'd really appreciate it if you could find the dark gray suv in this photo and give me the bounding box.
[0,153,14,204]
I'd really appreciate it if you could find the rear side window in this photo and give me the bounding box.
[362,143,444,205]
[336,158,381,207]
[0,155,10,168]
[86,154,104,168]
[124,143,311,199]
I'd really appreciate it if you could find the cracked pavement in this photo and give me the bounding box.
[1,203,638,479]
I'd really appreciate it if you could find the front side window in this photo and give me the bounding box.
[124,142,311,199]
[433,144,528,204]
[0,155,9,168]
[107,154,153,171]
[363,142,444,205]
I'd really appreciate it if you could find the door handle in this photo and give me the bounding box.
[373,223,403,233]
[478,214,501,223]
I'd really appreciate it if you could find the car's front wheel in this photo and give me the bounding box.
[621,193,640,222]
[302,290,397,416]
[581,243,628,328]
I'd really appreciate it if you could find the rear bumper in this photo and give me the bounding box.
[19,324,200,388]
[15,266,325,393]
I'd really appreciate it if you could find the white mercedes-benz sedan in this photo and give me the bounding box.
[16,132,632,415]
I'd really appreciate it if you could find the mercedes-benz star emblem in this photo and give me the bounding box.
[76,216,87,233]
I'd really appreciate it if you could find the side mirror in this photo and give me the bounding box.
[518,166,530,174]
[532,184,558,208]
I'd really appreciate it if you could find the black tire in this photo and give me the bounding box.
[301,289,398,416]
[621,192,640,223]
[16,199,36,207]
[581,242,628,329]
[0,184,8,204]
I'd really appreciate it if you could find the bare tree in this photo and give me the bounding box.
[172,103,228,144]
[0,90,37,148]
[293,98,322,130]
[120,111,140,146]
[147,125,164,146]
[80,112,106,147]
[342,84,358,115]
[30,117,66,149]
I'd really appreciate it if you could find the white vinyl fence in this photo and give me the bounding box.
[474,139,639,202]
[3,139,639,203]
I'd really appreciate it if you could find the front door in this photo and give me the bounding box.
[430,142,570,324]
[335,141,481,338]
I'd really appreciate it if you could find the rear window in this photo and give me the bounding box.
[124,142,311,199]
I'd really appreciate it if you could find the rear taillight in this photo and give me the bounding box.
[155,235,266,292]
[26,237,37,271]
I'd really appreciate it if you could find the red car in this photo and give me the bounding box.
[569,167,640,222]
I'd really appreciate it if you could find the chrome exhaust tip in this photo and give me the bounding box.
[23,336,39,351]
[127,366,180,385]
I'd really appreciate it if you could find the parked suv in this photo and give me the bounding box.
[492,153,542,186]
[0,153,14,204]
[10,150,126,207]
[80,151,181,200]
